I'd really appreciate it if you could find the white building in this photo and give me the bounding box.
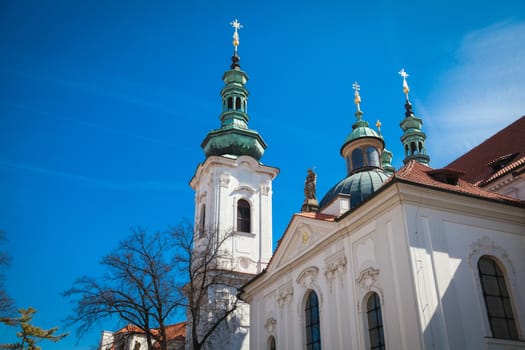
[238,94,525,349]
[189,23,525,350]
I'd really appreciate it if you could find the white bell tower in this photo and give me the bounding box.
[187,19,278,350]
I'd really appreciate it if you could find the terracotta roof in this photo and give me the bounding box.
[295,211,337,221]
[164,322,186,341]
[478,156,525,186]
[111,321,186,348]
[446,116,525,184]
[395,160,525,207]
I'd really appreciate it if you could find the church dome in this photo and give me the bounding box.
[342,121,381,145]
[319,169,390,208]
[319,82,392,212]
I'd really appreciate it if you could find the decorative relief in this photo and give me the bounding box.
[296,266,319,289]
[260,183,270,196]
[324,254,347,292]
[264,318,277,333]
[355,267,380,291]
[302,232,310,245]
[468,236,515,276]
[220,174,231,188]
[276,286,294,308]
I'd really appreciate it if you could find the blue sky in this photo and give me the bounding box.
[1,1,524,349]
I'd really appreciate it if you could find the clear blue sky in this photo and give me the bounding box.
[1,1,524,349]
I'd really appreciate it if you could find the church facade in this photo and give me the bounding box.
[188,22,525,350]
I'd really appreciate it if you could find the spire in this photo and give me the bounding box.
[351,81,367,128]
[230,19,242,69]
[398,69,430,165]
[201,20,267,161]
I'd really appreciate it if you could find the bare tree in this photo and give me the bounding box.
[171,225,248,350]
[65,224,245,350]
[65,228,183,350]
[0,231,15,318]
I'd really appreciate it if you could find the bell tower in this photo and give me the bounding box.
[190,20,278,275]
[399,69,430,165]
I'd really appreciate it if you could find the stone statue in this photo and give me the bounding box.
[302,169,319,212]
[304,169,317,200]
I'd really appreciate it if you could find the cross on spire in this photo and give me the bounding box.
[399,68,410,101]
[230,19,243,52]
[352,81,362,113]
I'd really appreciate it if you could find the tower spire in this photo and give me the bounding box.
[398,69,430,165]
[230,19,243,69]
[200,20,267,161]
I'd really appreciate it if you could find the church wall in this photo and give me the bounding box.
[404,202,525,350]
[246,201,425,350]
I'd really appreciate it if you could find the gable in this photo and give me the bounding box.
[265,213,336,274]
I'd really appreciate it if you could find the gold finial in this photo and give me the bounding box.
[230,19,243,52]
[376,120,382,131]
[352,81,361,113]
[399,68,410,101]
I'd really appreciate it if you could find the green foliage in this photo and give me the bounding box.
[0,307,67,350]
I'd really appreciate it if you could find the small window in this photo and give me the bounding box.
[352,148,364,170]
[235,97,242,110]
[366,147,380,167]
[305,291,321,350]
[227,97,233,110]
[237,199,251,233]
[478,256,519,340]
[268,336,276,350]
[199,204,206,237]
[367,293,385,350]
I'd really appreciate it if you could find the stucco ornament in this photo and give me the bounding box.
[356,267,380,291]
[302,231,310,245]
[276,286,294,308]
[324,254,347,292]
[260,182,270,195]
[264,318,277,333]
[220,174,231,187]
[296,266,319,289]
[469,236,515,276]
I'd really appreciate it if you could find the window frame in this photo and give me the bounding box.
[478,256,519,340]
[366,292,385,350]
[305,290,322,350]
[236,199,251,233]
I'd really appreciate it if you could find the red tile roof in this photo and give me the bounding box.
[446,116,525,185]
[112,321,186,348]
[295,211,337,221]
[394,160,525,207]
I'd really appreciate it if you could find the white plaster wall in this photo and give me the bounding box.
[404,203,525,350]
[247,205,423,350]
[191,156,277,275]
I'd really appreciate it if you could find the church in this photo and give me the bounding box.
[100,21,525,350]
[190,20,525,350]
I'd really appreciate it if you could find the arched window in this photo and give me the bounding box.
[199,204,206,237]
[237,199,251,233]
[268,336,276,350]
[352,148,364,170]
[227,97,233,110]
[366,147,380,167]
[366,293,385,350]
[478,256,518,339]
[235,97,242,110]
[305,291,321,350]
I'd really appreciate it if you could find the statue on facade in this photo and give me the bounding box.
[301,169,320,212]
